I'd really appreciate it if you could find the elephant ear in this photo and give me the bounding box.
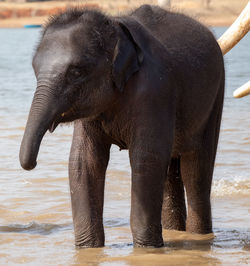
[112,22,144,92]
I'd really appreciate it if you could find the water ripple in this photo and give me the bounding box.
[0,222,73,235]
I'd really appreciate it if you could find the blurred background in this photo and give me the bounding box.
[0,0,249,27]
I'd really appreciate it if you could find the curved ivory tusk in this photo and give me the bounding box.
[158,0,171,7]
[216,2,250,98]
[217,1,250,55]
[233,81,250,98]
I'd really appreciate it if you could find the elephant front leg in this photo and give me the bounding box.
[129,148,170,248]
[69,121,110,248]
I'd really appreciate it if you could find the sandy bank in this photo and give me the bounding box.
[0,0,249,28]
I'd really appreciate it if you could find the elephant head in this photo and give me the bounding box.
[19,9,143,170]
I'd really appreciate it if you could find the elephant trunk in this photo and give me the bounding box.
[19,85,57,170]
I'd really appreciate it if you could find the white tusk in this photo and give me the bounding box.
[217,1,250,55]
[233,81,250,98]
[158,0,171,7]
[217,2,250,98]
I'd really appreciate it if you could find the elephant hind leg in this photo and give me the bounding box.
[161,157,186,231]
[181,91,223,234]
[181,149,213,234]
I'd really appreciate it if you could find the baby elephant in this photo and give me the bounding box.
[20,5,224,247]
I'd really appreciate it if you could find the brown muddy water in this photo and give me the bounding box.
[0,28,249,265]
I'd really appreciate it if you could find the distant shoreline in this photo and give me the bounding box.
[0,16,237,29]
[0,0,248,28]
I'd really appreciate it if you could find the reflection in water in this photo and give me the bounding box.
[163,230,214,251]
[0,28,249,265]
[74,230,220,266]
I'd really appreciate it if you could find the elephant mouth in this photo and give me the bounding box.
[48,107,76,133]
[49,115,62,133]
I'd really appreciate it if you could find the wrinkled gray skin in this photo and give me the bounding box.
[20,5,224,248]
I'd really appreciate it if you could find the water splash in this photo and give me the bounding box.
[212,177,250,197]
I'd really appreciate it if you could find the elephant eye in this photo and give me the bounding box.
[68,67,81,78]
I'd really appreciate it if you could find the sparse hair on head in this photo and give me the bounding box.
[42,7,117,54]
[44,7,112,30]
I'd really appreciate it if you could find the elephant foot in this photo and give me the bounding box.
[74,226,105,248]
[75,238,105,248]
[185,207,212,234]
[75,242,104,248]
[186,221,212,235]
[132,226,164,248]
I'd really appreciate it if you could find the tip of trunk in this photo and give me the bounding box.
[19,128,42,171]
[19,152,37,171]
